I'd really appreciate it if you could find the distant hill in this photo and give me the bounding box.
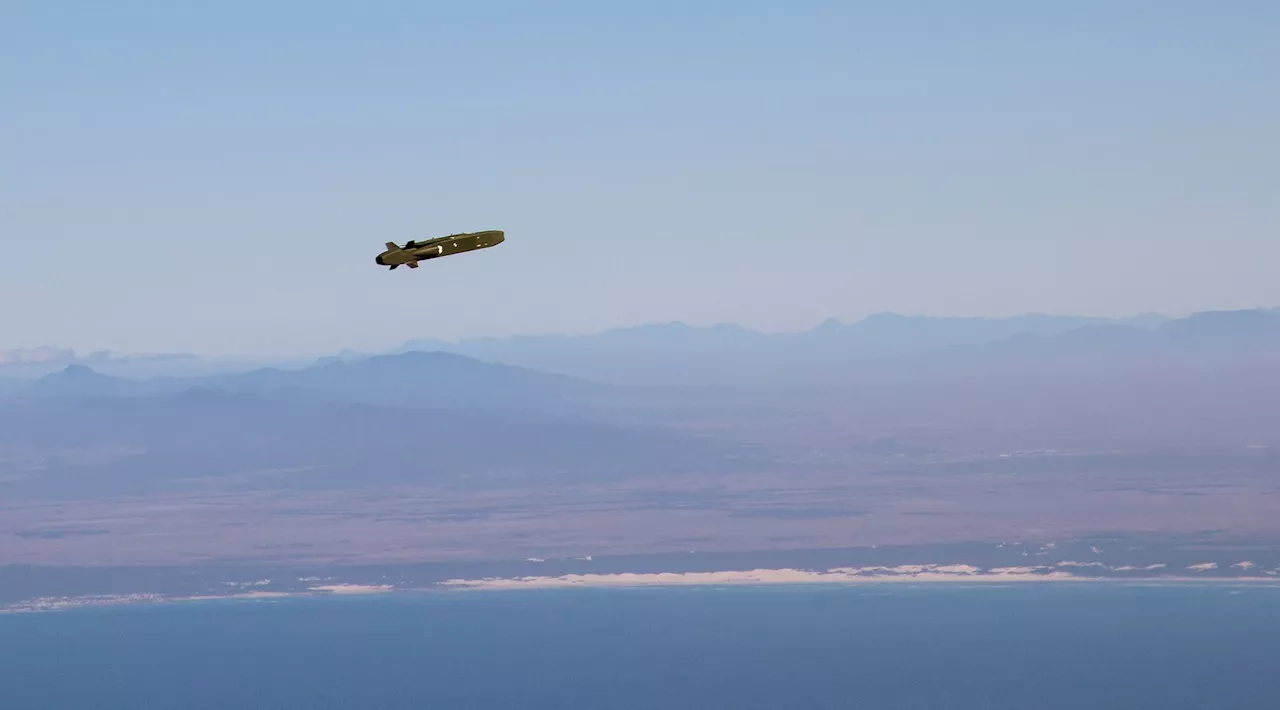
[793,312,1166,352]
[397,313,1158,366]
[963,309,1280,367]
[6,310,1280,503]
[1159,309,1280,344]
[194,350,605,411]
[0,347,209,379]
[23,365,156,399]
[0,390,745,499]
[9,351,609,418]
[855,311,1280,390]
[8,309,1278,397]
[389,310,1280,386]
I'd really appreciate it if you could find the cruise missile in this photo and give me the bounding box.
[376,230,505,270]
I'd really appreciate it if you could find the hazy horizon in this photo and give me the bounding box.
[3,304,1276,363]
[5,1,1279,357]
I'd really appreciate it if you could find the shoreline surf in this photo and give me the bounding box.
[5,565,1280,615]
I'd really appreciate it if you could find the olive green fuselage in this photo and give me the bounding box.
[376,230,504,268]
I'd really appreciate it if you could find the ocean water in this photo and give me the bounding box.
[3,584,1279,709]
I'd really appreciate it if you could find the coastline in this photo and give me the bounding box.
[435,564,1280,591]
[4,565,1279,615]
[0,583,396,615]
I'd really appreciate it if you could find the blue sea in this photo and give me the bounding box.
[3,584,1279,709]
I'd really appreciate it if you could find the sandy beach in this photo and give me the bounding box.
[437,563,1280,591]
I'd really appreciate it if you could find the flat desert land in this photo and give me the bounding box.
[5,449,1279,567]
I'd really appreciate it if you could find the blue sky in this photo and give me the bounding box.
[3,1,1278,357]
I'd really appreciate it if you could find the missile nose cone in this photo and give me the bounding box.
[375,254,385,265]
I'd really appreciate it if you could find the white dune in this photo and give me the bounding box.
[1112,564,1167,572]
[438,565,1096,591]
[308,584,393,595]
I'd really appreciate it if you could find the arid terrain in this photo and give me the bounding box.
[4,447,1280,568]
[4,310,1280,604]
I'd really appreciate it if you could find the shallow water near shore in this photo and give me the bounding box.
[3,584,1279,709]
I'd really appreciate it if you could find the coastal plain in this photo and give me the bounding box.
[4,312,1280,608]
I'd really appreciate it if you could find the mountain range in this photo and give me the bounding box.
[4,307,1280,501]
[0,389,741,500]
[392,309,1280,386]
[15,351,604,410]
[7,308,1280,396]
